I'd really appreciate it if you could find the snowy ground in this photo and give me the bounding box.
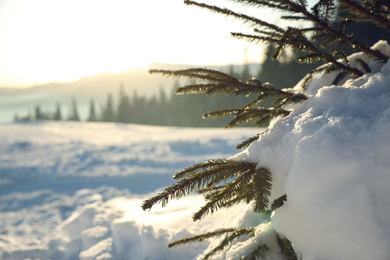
[3,41,390,260]
[0,122,261,260]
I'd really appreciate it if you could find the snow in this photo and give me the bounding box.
[2,41,390,259]
[231,40,390,259]
[227,223,289,260]
[0,121,261,259]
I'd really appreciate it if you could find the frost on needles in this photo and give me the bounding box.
[143,1,390,259]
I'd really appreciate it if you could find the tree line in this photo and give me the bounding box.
[14,47,318,127]
[14,84,252,127]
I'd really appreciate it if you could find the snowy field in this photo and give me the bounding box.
[0,122,261,260]
[2,41,390,260]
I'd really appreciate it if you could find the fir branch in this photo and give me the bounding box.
[202,168,272,214]
[298,62,345,90]
[270,194,287,211]
[240,244,268,260]
[197,185,225,195]
[325,0,331,24]
[252,167,272,213]
[151,68,297,102]
[281,15,311,21]
[299,27,325,33]
[205,108,288,128]
[203,108,243,119]
[142,160,260,211]
[298,63,338,89]
[168,227,268,260]
[291,0,388,61]
[175,83,246,95]
[217,187,256,208]
[319,35,341,48]
[201,161,258,189]
[276,234,298,260]
[236,134,261,150]
[192,169,256,220]
[167,68,301,128]
[332,49,350,66]
[228,0,288,11]
[272,28,290,60]
[253,28,284,38]
[289,93,308,103]
[256,115,272,127]
[231,32,279,45]
[285,28,364,77]
[168,228,241,247]
[296,53,328,63]
[184,0,284,33]
[242,95,267,110]
[202,228,255,260]
[332,71,348,85]
[356,58,372,73]
[324,64,346,75]
[150,68,282,97]
[149,68,239,84]
[339,0,390,30]
[173,159,230,180]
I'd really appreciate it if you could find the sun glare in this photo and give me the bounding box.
[0,0,268,86]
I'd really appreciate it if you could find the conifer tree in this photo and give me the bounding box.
[130,89,147,124]
[116,85,131,123]
[102,93,115,122]
[158,86,168,125]
[34,105,45,121]
[87,98,98,122]
[143,1,390,259]
[53,103,62,121]
[68,97,80,121]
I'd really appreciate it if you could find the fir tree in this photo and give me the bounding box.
[116,85,131,123]
[34,105,45,121]
[158,86,168,125]
[143,1,390,259]
[145,94,158,125]
[87,98,98,122]
[130,89,147,124]
[101,93,115,122]
[53,103,62,121]
[68,97,80,121]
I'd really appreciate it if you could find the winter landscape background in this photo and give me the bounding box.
[3,44,390,259]
[0,121,261,259]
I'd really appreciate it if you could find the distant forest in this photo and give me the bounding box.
[14,45,317,127]
[14,82,251,128]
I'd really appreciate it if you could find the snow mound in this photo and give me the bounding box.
[0,123,260,260]
[232,40,390,259]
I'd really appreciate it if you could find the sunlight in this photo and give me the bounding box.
[0,0,269,86]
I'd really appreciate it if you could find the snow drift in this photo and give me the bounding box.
[0,122,260,259]
[232,40,390,260]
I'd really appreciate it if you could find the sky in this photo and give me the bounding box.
[0,0,278,88]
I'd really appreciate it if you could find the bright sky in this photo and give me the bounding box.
[0,0,277,87]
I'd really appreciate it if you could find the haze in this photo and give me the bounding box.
[0,0,271,88]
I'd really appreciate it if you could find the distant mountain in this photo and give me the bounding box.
[0,63,261,123]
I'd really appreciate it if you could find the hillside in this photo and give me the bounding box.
[0,63,261,123]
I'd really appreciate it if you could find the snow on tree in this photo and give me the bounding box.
[143,1,390,259]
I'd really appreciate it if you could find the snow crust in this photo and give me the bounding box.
[232,40,390,259]
[0,122,260,259]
